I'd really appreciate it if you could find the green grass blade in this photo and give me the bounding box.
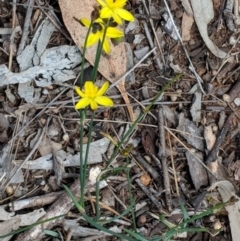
[0,214,65,238]
[63,183,136,241]
[43,230,60,237]
[99,204,133,225]
[124,229,148,241]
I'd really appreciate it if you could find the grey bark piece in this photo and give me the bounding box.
[17,19,56,71]
[0,45,82,88]
[186,151,208,190]
[134,46,150,60]
[0,144,24,184]
[177,113,204,151]
[14,138,110,170]
[18,82,34,103]
[63,219,107,237]
[190,90,202,122]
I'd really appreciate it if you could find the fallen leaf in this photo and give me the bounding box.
[177,113,204,151]
[181,12,194,41]
[191,0,227,58]
[204,125,216,151]
[141,127,158,156]
[209,181,240,241]
[58,0,134,120]
[185,151,208,190]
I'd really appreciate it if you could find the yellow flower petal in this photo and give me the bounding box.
[90,100,98,110]
[75,98,91,109]
[86,33,100,47]
[112,11,122,25]
[115,8,134,22]
[74,80,113,110]
[106,0,113,7]
[106,27,124,38]
[96,82,109,96]
[113,0,127,8]
[75,86,86,98]
[95,96,114,106]
[84,81,98,97]
[80,18,91,27]
[103,38,111,54]
[100,7,112,19]
[96,0,107,7]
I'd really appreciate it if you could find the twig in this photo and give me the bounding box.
[223,78,240,103]
[206,113,234,164]
[15,178,80,240]
[138,3,163,69]
[165,126,216,176]
[158,107,172,212]
[162,0,206,95]
[142,0,165,66]
[167,125,180,197]
[131,150,161,183]
[9,191,64,211]
[65,229,73,241]
[135,178,162,210]
[17,0,35,56]
[234,0,240,24]
[3,127,45,189]
[224,0,235,31]
[10,87,69,142]
[8,0,16,70]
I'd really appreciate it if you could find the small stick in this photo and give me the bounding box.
[206,113,234,164]
[17,0,35,56]
[9,191,64,211]
[142,0,165,66]
[138,3,163,69]
[135,178,162,210]
[131,150,161,183]
[158,107,172,212]
[167,126,180,197]
[8,0,17,71]
[65,229,73,241]
[162,0,206,95]
[223,78,240,103]
[223,0,235,31]
[3,126,45,189]
[234,0,240,25]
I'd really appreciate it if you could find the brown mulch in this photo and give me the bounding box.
[0,0,240,240]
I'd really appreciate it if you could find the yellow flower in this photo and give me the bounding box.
[81,18,123,54]
[97,0,134,25]
[75,81,114,110]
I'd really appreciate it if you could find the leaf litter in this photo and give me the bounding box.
[1,0,240,240]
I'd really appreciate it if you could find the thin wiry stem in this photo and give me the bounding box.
[91,20,110,82]
[79,21,93,87]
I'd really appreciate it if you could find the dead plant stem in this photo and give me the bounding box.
[158,107,172,212]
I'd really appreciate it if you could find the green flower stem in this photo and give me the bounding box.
[82,111,94,195]
[106,73,182,168]
[79,109,86,206]
[79,21,93,87]
[63,184,136,241]
[126,156,137,231]
[91,20,110,82]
